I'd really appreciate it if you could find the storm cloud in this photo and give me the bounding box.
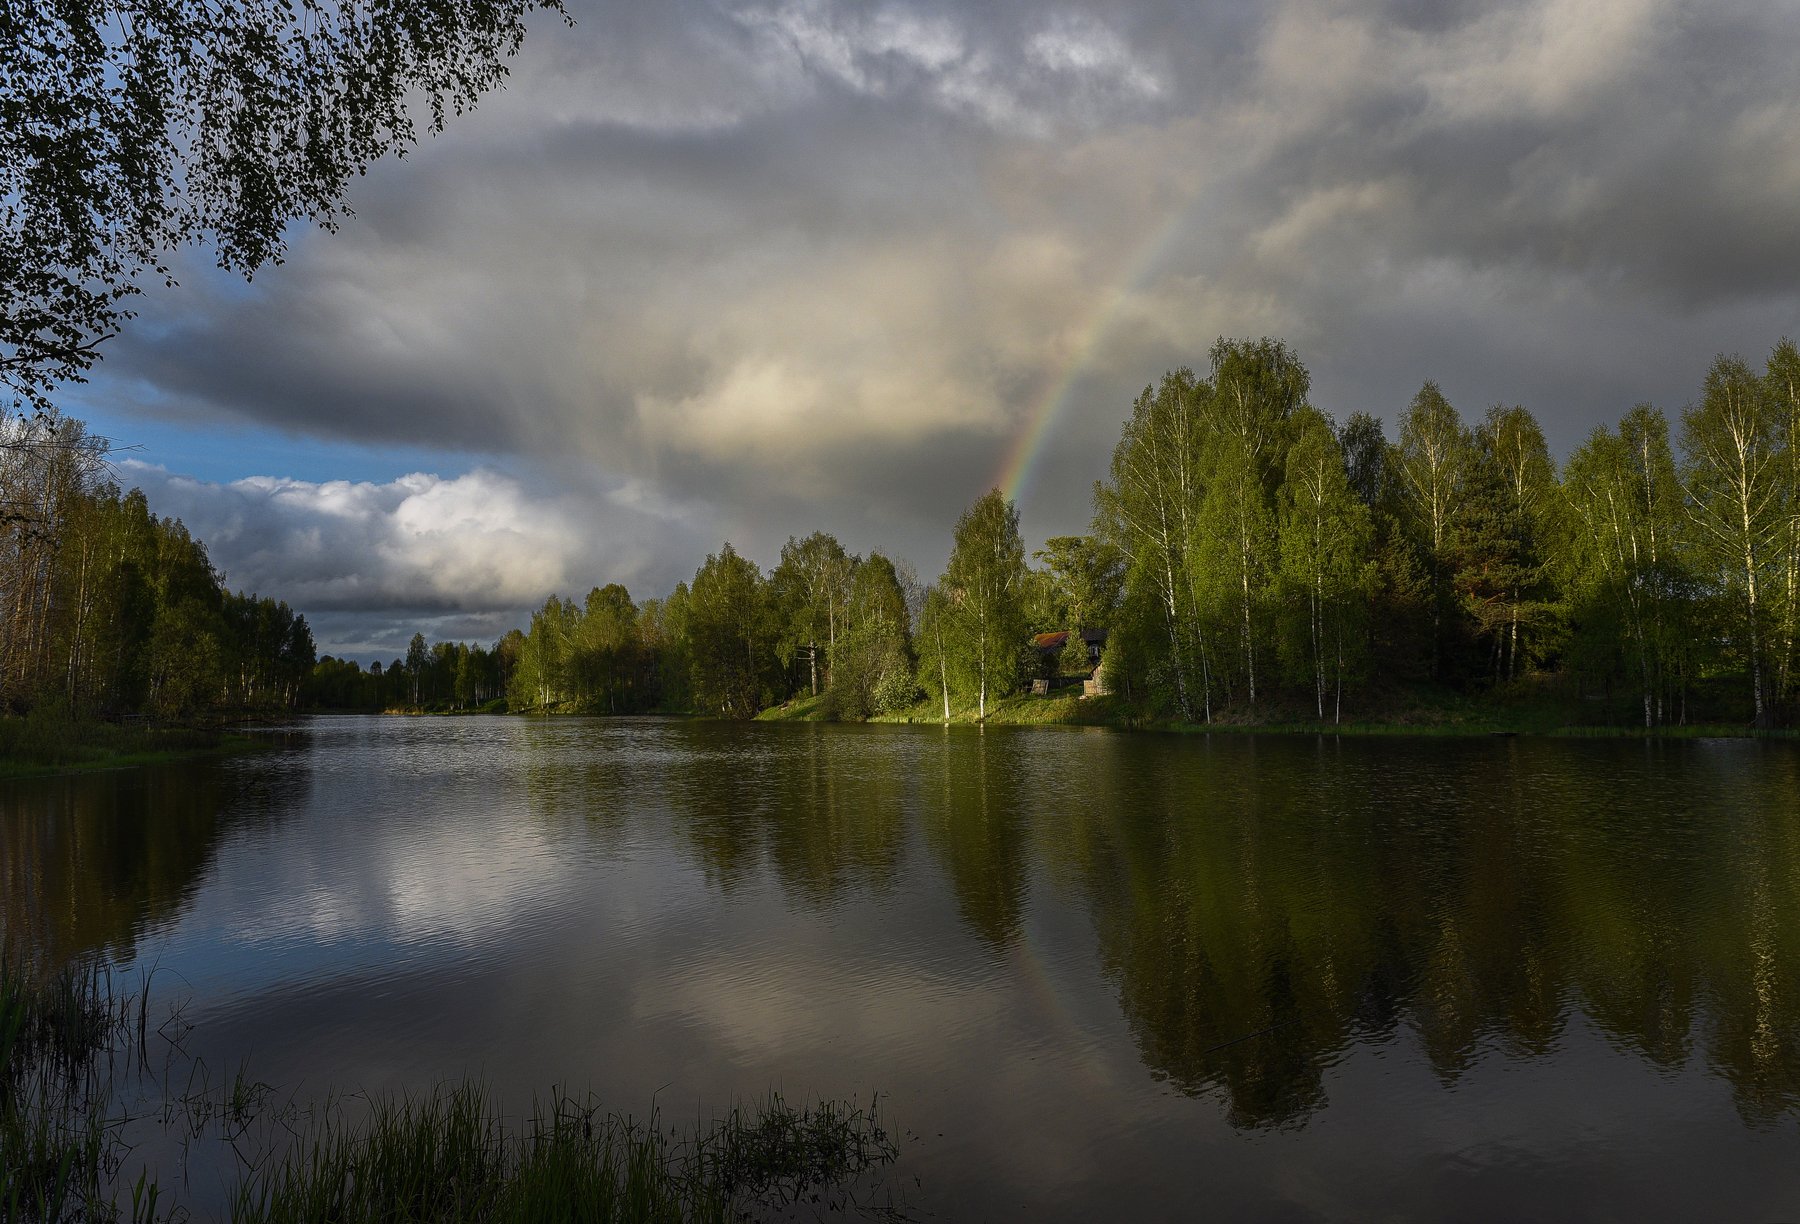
[96,0,1800,652]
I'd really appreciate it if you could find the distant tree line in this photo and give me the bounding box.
[308,634,510,712]
[0,410,314,718]
[367,336,1798,728]
[16,337,1798,729]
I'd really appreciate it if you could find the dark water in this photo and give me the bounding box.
[5,716,1800,1221]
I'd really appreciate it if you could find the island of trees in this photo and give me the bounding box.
[307,336,1800,732]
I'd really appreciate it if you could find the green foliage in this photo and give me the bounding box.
[769,532,855,697]
[1092,368,1211,721]
[913,587,958,721]
[1276,408,1374,721]
[1394,380,1474,676]
[938,490,1029,720]
[1338,411,1388,509]
[688,544,777,719]
[826,553,915,720]
[3,0,568,414]
[231,1083,896,1224]
[640,587,693,713]
[29,333,1792,734]
[1082,336,1800,727]
[0,955,147,1224]
[1059,629,1093,678]
[1034,535,1124,633]
[0,409,314,722]
[1681,353,1785,724]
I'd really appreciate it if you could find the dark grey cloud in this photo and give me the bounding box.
[97,0,1800,640]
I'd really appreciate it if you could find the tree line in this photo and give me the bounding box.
[1095,336,1800,727]
[358,335,1800,729]
[1,410,315,718]
[13,336,1795,729]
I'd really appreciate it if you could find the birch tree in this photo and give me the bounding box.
[5,0,569,414]
[1093,370,1210,720]
[915,586,956,722]
[1561,406,1690,726]
[1195,434,1275,707]
[772,532,856,696]
[939,490,1028,721]
[1194,338,1308,707]
[1395,381,1472,675]
[1767,338,1800,703]
[1682,355,1783,724]
[1277,408,1374,721]
[1472,404,1555,681]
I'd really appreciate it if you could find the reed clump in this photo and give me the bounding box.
[1,955,155,1224]
[232,1084,899,1224]
[1,958,902,1223]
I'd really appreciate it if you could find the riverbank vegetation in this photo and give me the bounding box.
[10,337,1800,736]
[0,957,900,1223]
[0,708,258,778]
[359,337,1800,733]
[0,411,315,726]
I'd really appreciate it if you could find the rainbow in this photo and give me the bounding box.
[991,198,1204,506]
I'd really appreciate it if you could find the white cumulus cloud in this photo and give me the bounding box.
[117,462,706,657]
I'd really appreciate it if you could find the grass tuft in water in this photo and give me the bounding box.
[231,1083,901,1224]
[0,954,152,1223]
[2,957,902,1222]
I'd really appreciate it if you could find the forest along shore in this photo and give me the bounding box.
[8,338,1800,736]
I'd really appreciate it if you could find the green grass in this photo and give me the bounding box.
[234,1085,898,1224]
[1,954,159,1224]
[755,693,834,722]
[856,681,1792,739]
[0,711,265,778]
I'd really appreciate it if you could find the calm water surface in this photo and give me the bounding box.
[5,716,1800,1220]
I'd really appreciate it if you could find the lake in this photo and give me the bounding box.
[4,716,1800,1220]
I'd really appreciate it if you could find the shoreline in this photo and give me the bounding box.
[0,720,277,780]
[269,701,1796,742]
[760,691,1797,740]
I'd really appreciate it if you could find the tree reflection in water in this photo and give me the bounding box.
[4,723,1798,1136]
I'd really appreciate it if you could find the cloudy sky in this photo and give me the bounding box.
[69,0,1800,659]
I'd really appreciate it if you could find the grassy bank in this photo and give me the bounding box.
[0,713,274,779]
[0,957,900,1224]
[764,683,1796,739]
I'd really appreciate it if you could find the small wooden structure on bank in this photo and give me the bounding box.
[1030,629,1109,698]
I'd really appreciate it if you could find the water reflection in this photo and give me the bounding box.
[0,758,304,965]
[1067,735,1800,1128]
[3,721,1798,1143]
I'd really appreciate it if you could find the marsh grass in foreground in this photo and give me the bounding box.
[0,956,903,1223]
[234,1084,900,1224]
[1,955,163,1224]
